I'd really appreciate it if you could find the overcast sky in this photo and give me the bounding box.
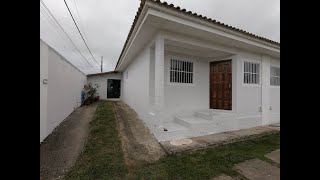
[40,0,280,74]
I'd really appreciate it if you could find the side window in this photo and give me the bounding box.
[244,61,260,84]
[170,59,193,84]
[270,66,280,86]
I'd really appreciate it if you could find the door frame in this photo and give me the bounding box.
[209,59,232,110]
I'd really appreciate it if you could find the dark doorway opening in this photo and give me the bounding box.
[107,79,121,98]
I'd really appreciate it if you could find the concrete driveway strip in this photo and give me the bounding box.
[234,158,280,180]
[40,103,97,180]
[265,149,280,164]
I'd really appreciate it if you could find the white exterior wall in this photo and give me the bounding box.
[119,32,279,141]
[120,40,279,141]
[235,54,280,128]
[40,40,49,143]
[121,46,151,121]
[87,73,122,100]
[163,52,209,117]
[40,40,87,143]
[236,55,263,128]
[269,57,280,123]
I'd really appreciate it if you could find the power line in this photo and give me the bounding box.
[64,0,100,66]
[40,4,96,73]
[40,9,90,73]
[40,0,98,73]
[72,0,89,44]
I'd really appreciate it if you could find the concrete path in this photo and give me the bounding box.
[265,149,280,164]
[234,158,280,180]
[212,174,236,180]
[113,101,166,166]
[40,103,97,180]
[161,124,280,154]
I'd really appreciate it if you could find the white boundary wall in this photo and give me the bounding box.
[40,39,87,143]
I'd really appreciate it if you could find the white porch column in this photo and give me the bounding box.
[154,34,165,111]
[261,55,270,125]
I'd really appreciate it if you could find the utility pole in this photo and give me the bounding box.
[101,56,103,74]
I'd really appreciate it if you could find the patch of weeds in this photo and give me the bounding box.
[65,100,280,180]
[130,132,280,179]
[65,101,127,180]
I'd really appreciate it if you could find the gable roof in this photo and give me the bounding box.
[115,0,280,70]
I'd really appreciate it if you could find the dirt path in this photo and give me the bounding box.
[113,101,166,168]
[40,103,97,180]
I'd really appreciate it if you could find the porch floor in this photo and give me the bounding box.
[159,110,239,141]
[160,123,280,154]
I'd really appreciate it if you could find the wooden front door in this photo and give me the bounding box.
[210,60,232,110]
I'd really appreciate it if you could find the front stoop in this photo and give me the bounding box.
[157,108,279,142]
[160,125,278,154]
[160,110,237,141]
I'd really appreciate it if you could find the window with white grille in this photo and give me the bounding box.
[244,61,260,84]
[270,66,280,86]
[170,59,193,84]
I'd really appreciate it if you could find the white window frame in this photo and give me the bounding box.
[242,59,261,87]
[270,65,280,87]
[167,55,195,86]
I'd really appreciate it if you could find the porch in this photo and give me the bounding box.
[147,33,242,142]
[145,32,279,142]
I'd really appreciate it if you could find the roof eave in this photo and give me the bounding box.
[115,0,280,71]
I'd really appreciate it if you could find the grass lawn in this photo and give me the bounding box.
[65,101,280,180]
[65,101,127,179]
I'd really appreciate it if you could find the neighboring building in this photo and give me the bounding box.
[87,71,122,100]
[69,0,281,142]
[40,39,87,143]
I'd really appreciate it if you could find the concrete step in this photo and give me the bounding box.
[194,110,236,120]
[174,116,213,128]
[194,111,212,120]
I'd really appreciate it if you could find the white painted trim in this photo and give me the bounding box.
[162,31,240,56]
[209,55,234,62]
[146,4,279,51]
[166,55,196,86]
[116,5,149,70]
[117,3,280,71]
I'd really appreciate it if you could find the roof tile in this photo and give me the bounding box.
[115,0,279,70]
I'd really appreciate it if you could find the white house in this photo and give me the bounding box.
[90,0,280,142]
